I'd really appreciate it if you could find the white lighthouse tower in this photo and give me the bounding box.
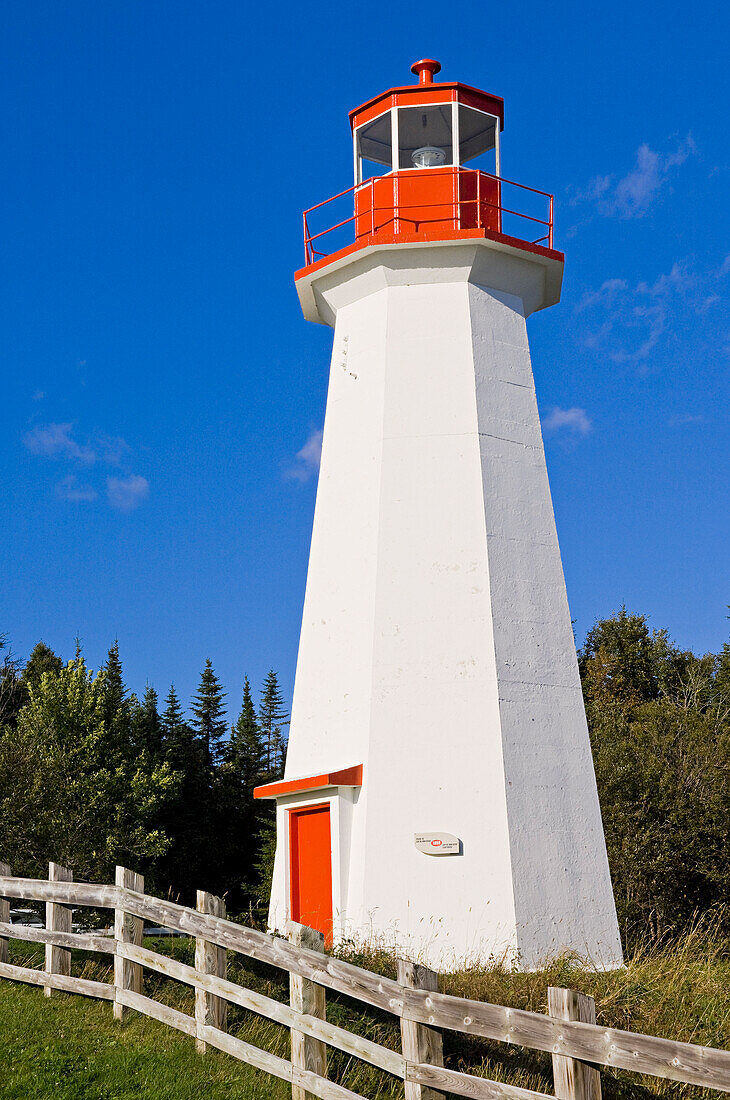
[255,60,623,971]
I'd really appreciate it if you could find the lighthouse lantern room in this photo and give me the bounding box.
[255,61,623,970]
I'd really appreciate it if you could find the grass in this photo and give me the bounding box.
[2,917,729,1099]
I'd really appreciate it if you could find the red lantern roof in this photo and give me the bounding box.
[349,60,504,132]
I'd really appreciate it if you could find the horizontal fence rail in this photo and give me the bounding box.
[302,171,555,265]
[1,866,729,1100]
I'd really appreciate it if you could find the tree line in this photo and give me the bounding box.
[0,639,288,910]
[1,608,730,949]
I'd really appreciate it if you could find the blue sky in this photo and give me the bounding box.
[2,0,729,720]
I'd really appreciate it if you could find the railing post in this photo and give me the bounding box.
[288,922,327,1100]
[549,194,554,249]
[114,866,144,1021]
[45,862,72,997]
[548,987,602,1100]
[0,862,10,965]
[397,959,445,1100]
[195,890,227,1053]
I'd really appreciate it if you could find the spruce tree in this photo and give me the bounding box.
[258,670,289,779]
[161,683,185,736]
[132,684,162,756]
[228,677,264,797]
[0,634,25,728]
[191,659,227,768]
[103,640,126,715]
[21,641,63,691]
[219,677,267,903]
[97,640,135,763]
[159,684,210,901]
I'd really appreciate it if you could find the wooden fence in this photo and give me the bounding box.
[1,863,729,1100]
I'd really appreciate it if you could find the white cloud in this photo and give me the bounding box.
[106,475,149,512]
[25,420,145,508]
[23,422,129,466]
[55,475,98,503]
[668,413,705,426]
[576,279,629,312]
[106,470,149,508]
[718,255,730,277]
[24,422,96,463]
[576,262,698,363]
[542,407,592,435]
[286,429,323,483]
[572,137,695,220]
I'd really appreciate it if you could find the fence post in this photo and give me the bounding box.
[114,866,144,1021]
[0,862,9,965]
[548,987,602,1100]
[195,890,227,1053]
[44,862,72,997]
[288,922,327,1100]
[397,959,445,1100]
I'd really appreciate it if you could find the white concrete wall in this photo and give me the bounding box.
[270,242,623,970]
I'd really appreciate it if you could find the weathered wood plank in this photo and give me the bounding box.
[548,988,601,1100]
[45,972,115,1000]
[0,922,115,954]
[398,960,445,1100]
[195,891,227,1053]
[0,959,46,987]
[291,1064,367,1100]
[45,863,72,999]
[0,959,114,1000]
[116,988,196,1036]
[117,940,405,1077]
[406,1063,554,1100]
[290,923,328,1100]
[0,877,118,908]
[114,867,144,1022]
[198,1025,366,1100]
[400,987,730,1092]
[197,1022,293,1081]
[0,862,10,965]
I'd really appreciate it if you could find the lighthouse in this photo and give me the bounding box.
[255,60,623,970]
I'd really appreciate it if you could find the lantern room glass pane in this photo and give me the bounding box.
[458,105,497,171]
[357,112,393,178]
[397,105,453,168]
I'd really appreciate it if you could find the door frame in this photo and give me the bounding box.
[273,787,355,943]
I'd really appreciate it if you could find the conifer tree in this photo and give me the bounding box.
[258,670,289,779]
[21,641,63,691]
[103,640,126,713]
[219,677,267,903]
[228,677,264,796]
[161,683,185,737]
[0,634,24,728]
[192,659,227,768]
[132,684,162,756]
[159,684,210,901]
[101,640,133,757]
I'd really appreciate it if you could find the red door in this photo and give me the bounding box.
[289,804,333,942]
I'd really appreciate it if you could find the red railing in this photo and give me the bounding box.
[302,170,554,266]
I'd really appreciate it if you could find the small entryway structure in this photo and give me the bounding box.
[255,60,623,971]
